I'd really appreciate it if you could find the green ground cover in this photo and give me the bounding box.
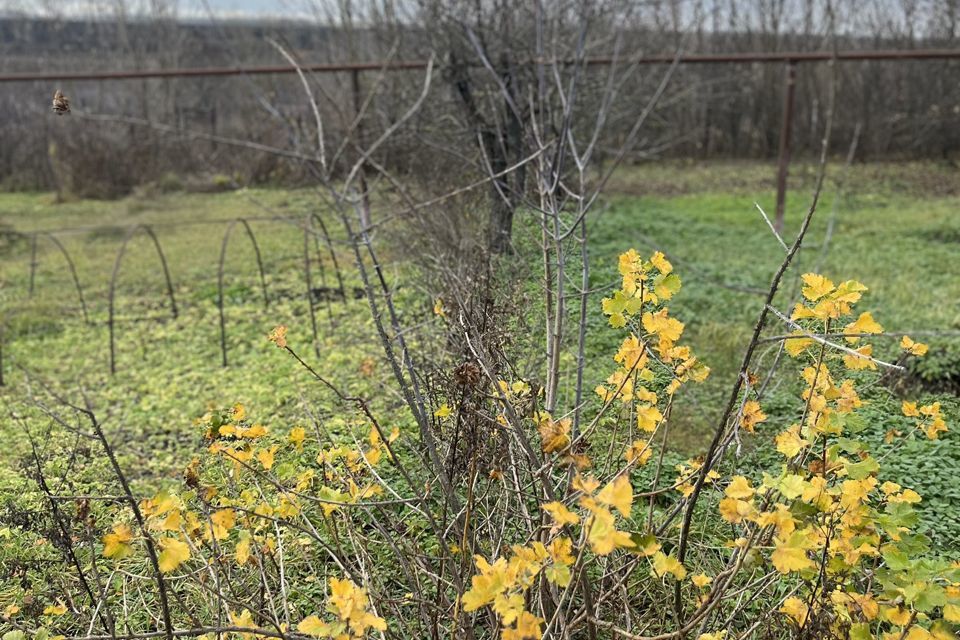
[0,159,957,575]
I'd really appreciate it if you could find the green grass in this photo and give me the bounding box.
[584,159,960,548]
[0,159,958,560]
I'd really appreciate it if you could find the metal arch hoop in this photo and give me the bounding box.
[25,232,91,323]
[217,218,269,367]
[108,224,178,374]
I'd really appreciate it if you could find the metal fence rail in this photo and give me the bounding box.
[1,48,959,83]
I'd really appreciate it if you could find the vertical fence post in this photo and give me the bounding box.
[774,59,797,233]
[303,215,321,358]
[351,68,371,230]
[28,234,37,297]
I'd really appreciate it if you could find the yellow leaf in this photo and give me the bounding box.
[257,446,278,471]
[434,404,452,419]
[157,537,190,573]
[943,603,960,623]
[718,497,754,524]
[43,601,68,616]
[503,611,543,640]
[268,325,287,348]
[543,502,580,527]
[288,426,306,450]
[587,508,634,555]
[158,510,182,532]
[493,592,525,626]
[597,475,633,517]
[462,558,508,612]
[236,530,252,566]
[572,473,600,494]
[784,332,814,357]
[538,418,571,454]
[740,401,767,433]
[775,425,810,458]
[801,273,835,301]
[885,606,912,626]
[140,489,179,518]
[725,476,754,500]
[102,523,134,559]
[771,532,815,574]
[238,423,268,439]
[780,596,809,626]
[650,251,672,274]
[625,440,653,465]
[843,345,877,370]
[692,574,712,588]
[207,509,236,541]
[651,551,687,580]
[297,615,336,637]
[433,297,446,317]
[844,312,883,344]
[901,335,928,356]
[636,405,663,432]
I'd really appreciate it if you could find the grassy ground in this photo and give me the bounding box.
[0,159,958,552]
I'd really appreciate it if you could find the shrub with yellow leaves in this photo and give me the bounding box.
[17,251,956,640]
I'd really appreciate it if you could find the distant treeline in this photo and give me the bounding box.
[1,0,958,197]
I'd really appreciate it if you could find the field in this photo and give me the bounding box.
[1,160,959,634]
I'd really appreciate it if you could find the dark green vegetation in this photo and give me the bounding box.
[0,159,958,572]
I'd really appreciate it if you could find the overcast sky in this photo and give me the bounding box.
[0,0,320,20]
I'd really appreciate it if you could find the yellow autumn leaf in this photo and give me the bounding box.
[780,596,809,625]
[718,497,754,524]
[538,418,571,454]
[650,551,687,580]
[43,602,67,616]
[268,325,287,348]
[543,502,579,527]
[691,574,712,588]
[636,404,663,432]
[157,537,190,573]
[843,345,877,370]
[771,532,816,574]
[784,332,814,357]
[740,400,767,433]
[434,404,452,418]
[901,335,929,356]
[943,603,960,623]
[207,509,236,541]
[725,476,754,500]
[492,592,525,626]
[650,251,672,274]
[587,508,634,555]
[504,611,543,640]
[885,606,912,626]
[102,523,135,559]
[801,273,835,301]
[257,445,278,470]
[775,425,810,461]
[288,426,306,450]
[844,312,883,344]
[236,530,252,566]
[297,615,336,637]
[625,439,653,465]
[597,475,633,517]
